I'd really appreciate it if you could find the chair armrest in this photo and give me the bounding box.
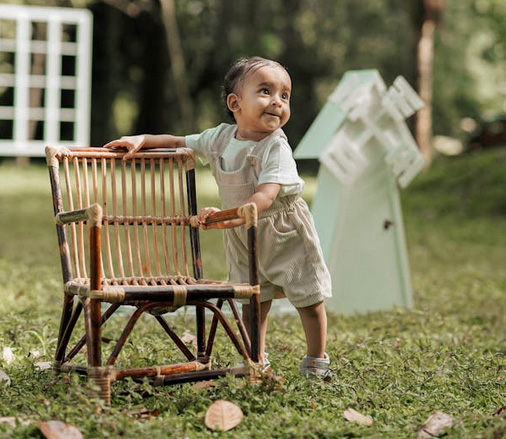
[190,202,257,230]
[55,203,103,293]
[55,203,103,227]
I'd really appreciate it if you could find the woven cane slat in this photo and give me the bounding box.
[57,151,192,284]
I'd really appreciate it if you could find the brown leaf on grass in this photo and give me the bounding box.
[193,380,216,390]
[38,420,83,439]
[0,417,31,427]
[262,370,285,392]
[0,417,17,427]
[36,398,51,407]
[30,350,41,359]
[343,408,373,426]
[121,405,161,421]
[495,406,506,417]
[181,331,197,347]
[0,370,11,386]
[2,347,14,364]
[205,400,244,431]
[35,361,52,371]
[417,411,453,439]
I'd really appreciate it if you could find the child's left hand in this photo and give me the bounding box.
[197,207,221,230]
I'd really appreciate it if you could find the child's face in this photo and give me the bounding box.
[227,65,291,141]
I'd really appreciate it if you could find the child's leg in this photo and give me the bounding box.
[296,301,327,358]
[242,300,272,362]
[297,301,330,377]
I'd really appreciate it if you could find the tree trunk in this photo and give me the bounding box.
[415,0,444,166]
[159,0,194,133]
[135,8,170,135]
[89,2,123,145]
[416,18,436,165]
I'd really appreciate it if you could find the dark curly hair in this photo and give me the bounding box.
[221,56,287,122]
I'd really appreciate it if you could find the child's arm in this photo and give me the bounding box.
[199,183,281,230]
[103,134,186,159]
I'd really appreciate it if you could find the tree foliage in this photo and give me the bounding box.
[432,0,506,138]
[3,0,506,146]
[87,0,419,145]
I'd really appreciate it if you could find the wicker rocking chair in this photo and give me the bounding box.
[45,146,261,405]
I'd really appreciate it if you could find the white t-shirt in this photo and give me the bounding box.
[185,123,304,196]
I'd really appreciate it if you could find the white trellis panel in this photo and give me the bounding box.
[0,4,92,156]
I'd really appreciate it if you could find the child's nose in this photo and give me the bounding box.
[271,94,282,106]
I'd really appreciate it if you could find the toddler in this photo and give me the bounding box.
[105,56,332,377]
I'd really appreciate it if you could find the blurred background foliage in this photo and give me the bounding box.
[2,0,506,153]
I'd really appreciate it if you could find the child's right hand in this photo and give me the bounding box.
[103,135,146,159]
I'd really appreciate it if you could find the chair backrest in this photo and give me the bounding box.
[46,146,201,287]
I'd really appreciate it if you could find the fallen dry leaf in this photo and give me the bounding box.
[417,411,453,439]
[35,362,52,371]
[38,420,83,439]
[193,380,216,390]
[262,370,285,392]
[181,331,197,347]
[121,405,161,421]
[0,417,17,427]
[343,408,373,426]
[494,406,506,418]
[2,347,14,364]
[0,417,32,427]
[205,400,243,431]
[0,369,11,386]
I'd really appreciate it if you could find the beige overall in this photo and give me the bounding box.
[209,130,332,308]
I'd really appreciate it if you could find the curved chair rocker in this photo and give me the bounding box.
[46,146,261,405]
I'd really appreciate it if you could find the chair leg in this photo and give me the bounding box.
[155,315,196,361]
[53,294,75,370]
[196,305,206,361]
[227,299,251,354]
[249,294,261,364]
[65,303,120,363]
[54,300,83,367]
[84,298,109,404]
[201,301,250,360]
[89,366,111,406]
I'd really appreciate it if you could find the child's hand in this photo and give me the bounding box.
[103,135,146,159]
[197,207,221,230]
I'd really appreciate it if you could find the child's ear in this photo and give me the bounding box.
[226,93,241,113]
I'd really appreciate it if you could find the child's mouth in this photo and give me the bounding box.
[265,112,281,119]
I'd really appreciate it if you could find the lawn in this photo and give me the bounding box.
[0,149,505,439]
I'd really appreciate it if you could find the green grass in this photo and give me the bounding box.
[0,150,506,438]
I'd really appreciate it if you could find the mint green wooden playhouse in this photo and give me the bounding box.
[295,70,424,314]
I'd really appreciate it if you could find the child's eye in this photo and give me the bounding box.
[282,93,290,100]
[260,88,270,95]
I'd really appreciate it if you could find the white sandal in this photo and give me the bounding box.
[300,352,330,378]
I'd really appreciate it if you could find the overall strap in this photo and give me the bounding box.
[209,125,237,175]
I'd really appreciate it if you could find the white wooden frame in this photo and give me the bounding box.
[0,4,92,156]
